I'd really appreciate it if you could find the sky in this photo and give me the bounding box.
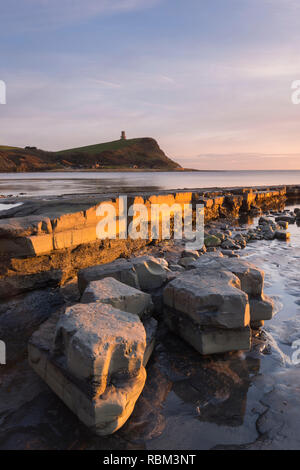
[1,0,300,170]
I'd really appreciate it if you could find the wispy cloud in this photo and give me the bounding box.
[90,79,122,89]
[1,0,162,32]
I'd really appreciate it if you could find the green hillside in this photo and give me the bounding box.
[0,145,19,150]
[0,137,182,172]
[57,138,143,156]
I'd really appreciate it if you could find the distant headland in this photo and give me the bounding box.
[0,134,189,172]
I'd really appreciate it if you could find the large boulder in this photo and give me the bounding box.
[275,215,295,224]
[204,235,222,248]
[261,225,275,240]
[164,269,250,330]
[131,256,168,290]
[191,256,264,296]
[164,307,251,355]
[77,259,139,294]
[179,257,197,268]
[221,238,240,250]
[233,233,247,248]
[249,294,275,322]
[181,249,200,260]
[29,302,147,436]
[190,255,274,326]
[258,216,273,226]
[277,220,288,229]
[275,230,291,241]
[163,268,251,354]
[221,249,240,258]
[77,256,168,295]
[80,277,153,320]
[54,303,146,385]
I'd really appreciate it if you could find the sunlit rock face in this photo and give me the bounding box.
[54,303,146,386]
[190,256,275,326]
[29,301,148,436]
[191,256,265,296]
[80,276,158,363]
[249,294,274,322]
[163,255,275,354]
[78,255,168,295]
[131,255,168,290]
[164,268,251,355]
[28,274,160,436]
[164,269,250,330]
[78,259,140,294]
[80,276,154,320]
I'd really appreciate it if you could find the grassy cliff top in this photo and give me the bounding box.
[0,137,181,172]
[57,138,145,155]
[0,145,19,150]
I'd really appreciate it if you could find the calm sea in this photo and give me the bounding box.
[0,170,299,197]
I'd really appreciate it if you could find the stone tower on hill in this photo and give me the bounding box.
[120,131,126,140]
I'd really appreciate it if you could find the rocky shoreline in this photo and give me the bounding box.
[0,185,297,299]
[0,185,300,449]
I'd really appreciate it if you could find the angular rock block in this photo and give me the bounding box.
[0,215,53,238]
[277,221,288,229]
[54,303,146,387]
[164,269,250,330]
[164,307,251,355]
[204,235,222,247]
[81,277,153,320]
[275,215,295,224]
[275,230,291,241]
[77,256,168,295]
[179,257,196,268]
[220,259,264,296]
[251,320,264,329]
[131,256,167,290]
[78,259,139,294]
[261,226,275,240]
[191,256,264,296]
[190,255,274,326]
[168,263,185,272]
[181,249,200,260]
[221,249,240,258]
[258,216,273,225]
[163,268,251,355]
[221,239,240,250]
[29,302,147,436]
[249,294,274,322]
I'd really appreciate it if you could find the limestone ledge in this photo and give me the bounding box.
[0,187,288,258]
[0,186,291,298]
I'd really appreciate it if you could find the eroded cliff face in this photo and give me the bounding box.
[0,147,57,172]
[0,185,290,299]
[55,138,181,169]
